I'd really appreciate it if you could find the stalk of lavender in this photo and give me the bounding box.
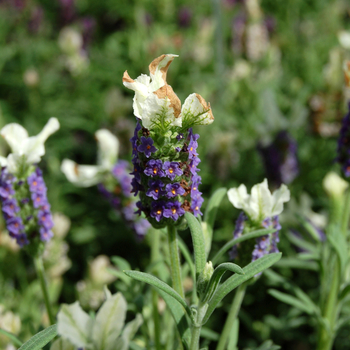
[0,118,60,325]
[216,179,290,349]
[123,54,214,296]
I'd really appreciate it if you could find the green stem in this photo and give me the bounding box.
[216,283,247,350]
[341,189,350,235]
[190,303,208,350]
[167,225,184,298]
[151,229,162,350]
[34,255,55,325]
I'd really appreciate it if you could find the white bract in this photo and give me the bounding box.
[61,129,118,187]
[227,179,290,224]
[0,118,60,174]
[123,54,214,131]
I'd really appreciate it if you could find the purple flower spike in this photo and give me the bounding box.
[146,179,165,200]
[16,233,29,247]
[163,161,183,180]
[144,159,165,177]
[165,183,185,198]
[7,217,24,236]
[2,198,20,217]
[163,201,185,221]
[38,210,54,230]
[150,201,166,222]
[39,227,54,242]
[138,136,157,158]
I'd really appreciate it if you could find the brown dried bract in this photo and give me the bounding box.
[153,85,181,118]
[181,200,191,212]
[122,71,134,84]
[149,54,175,83]
[142,127,150,137]
[195,93,214,121]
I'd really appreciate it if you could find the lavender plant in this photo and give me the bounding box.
[0,118,60,325]
[61,129,150,239]
[122,54,283,350]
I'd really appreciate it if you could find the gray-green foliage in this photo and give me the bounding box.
[52,290,142,350]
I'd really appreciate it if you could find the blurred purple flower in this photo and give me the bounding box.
[178,7,192,28]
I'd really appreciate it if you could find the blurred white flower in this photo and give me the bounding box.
[23,68,39,87]
[0,118,60,174]
[338,30,350,50]
[61,129,119,187]
[228,179,290,223]
[58,27,83,55]
[323,171,348,199]
[0,309,21,335]
[89,255,116,286]
[52,213,71,239]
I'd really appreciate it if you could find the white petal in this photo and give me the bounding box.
[6,154,20,174]
[338,31,350,49]
[95,129,119,170]
[271,184,290,216]
[23,118,60,164]
[148,54,178,87]
[227,184,248,210]
[0,156,7,167]
[249,179,273,221]
[181,93,214,125]
[61,159,102,187]
[0,123,28,153]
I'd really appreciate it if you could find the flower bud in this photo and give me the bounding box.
[196,261,214,299]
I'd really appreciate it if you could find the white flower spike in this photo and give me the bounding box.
[227,179,290,224]
[61,129,119,187]
[0,118,60,174]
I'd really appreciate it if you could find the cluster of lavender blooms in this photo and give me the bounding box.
[0,167,54,247]
[0,118,60,253]
[61,129,150,239]
[258,131,299,187]
[336,103,350,177]
[123,54,214,228]
[228,179,290,266]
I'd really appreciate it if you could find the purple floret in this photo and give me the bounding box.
[7,217,25,236]
[37,210,54,230]
[146,179,165,200]
[165,183,185,198]
[130,163,143,182]
[39,227,54,242]
[31,192,47,208]
[16,233,29,247]
[134,219,151,238]
[163,201,185,221]
[137,136,157,158]
[163,161,183,181]
[0,182,15,199]
[2,198,20,217]
[150,201,166,222]
[189,157,201,175]
[191,196,204,216]
[144,159,165,177]
[112,160,129,181]
[131,178,142,196]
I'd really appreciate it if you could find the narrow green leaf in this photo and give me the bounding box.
[286,232,318,254]
[200,327,220,341]
[203,263,244,302]
[92,292,127,350]
[328,226,348,276]
[255,340,281,350]
[211,229,276,265]
[339,283,350,301]
[203,253,281,324]
[203,188,227,257]
[157,289,191,350]
[275,257,318,271]
[124,270,192,317]
[335,315,350,333]
[19,324,57,350]
[0,328,23,347]
[268,289,313,314]
[185,212,206,279]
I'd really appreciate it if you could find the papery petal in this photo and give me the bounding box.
[122,72,150,97]
[6,154,20,174]
[271,184,290,216]
[0,156,7,167]
[228,184,248,209]
[95,129,119,170]
[0,123,28,153]
[24,118,60,164]
[148,54,178,87]
[182,93,214,125]
[61,159,102,187]
[250,179,273,221]
[153,84,182,119]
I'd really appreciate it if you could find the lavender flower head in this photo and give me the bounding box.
[258,131,299,187]
[336,102,350,177]
[123,54,214,228]
[0,119,59,253]
[228,179,290,266]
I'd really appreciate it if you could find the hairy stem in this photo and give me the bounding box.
[34,255,55,325]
